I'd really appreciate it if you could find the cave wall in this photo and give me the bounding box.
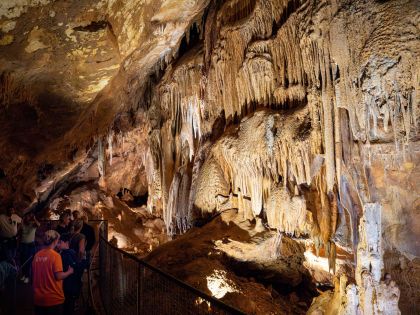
[0,0,419,313]
[138,0,419,312]
[140,0,419,250]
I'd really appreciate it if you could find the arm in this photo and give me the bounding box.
[78,238,86,260]
[53,254,73,280]
[54,266,74,280]
[33,217,40,228]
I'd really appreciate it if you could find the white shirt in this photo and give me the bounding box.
[0,214,22,238]
[21,223,37,243]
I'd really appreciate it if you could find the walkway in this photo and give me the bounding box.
[2,269,93,315]
[3,220,244,315]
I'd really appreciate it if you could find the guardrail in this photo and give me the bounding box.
[97,222,245,315]
[36,219,245,314]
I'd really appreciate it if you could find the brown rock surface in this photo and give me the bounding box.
[0,0,418,313]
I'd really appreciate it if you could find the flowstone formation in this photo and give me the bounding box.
[0,0,419,314]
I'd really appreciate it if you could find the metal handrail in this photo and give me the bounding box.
[98,232,245,314]
[39,219,245,314]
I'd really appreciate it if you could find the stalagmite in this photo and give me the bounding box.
[355,203,401,315]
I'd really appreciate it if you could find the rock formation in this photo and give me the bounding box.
[1,0,419,313]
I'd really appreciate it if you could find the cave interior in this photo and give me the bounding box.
[0,0,419,314]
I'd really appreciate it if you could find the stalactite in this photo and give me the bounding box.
[165,165,191,236]
[165,170,180,236]
[266,184,312,236]
[328,241,337,274]
[271,230,283,258]
[107,130,114,166]
[97,138,105,177]
[193,108,322,237]
[138,8,414,311]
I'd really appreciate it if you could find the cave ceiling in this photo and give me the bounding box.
[0,0,209,205]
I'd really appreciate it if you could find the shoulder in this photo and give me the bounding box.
[34,249,44,258]
[62,248,77,255]
[34,249,52,260]
[49,249,62,259]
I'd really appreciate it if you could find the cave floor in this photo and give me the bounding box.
[144,210,322,314]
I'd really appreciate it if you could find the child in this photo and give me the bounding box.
[32,230,73,315]
[56,233,84,315]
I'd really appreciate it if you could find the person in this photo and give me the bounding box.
[56,233,84,315]
[0,259,17,314]
[56,212,71,235]
[0,207,22,264]
[32,230,73,315]
[19,212,40,283]
[68,211,80,233]
[80,216,95,267]
[71,211,80,221]
[69,220,86,263]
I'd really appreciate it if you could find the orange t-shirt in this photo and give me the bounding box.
[32,248,65,306]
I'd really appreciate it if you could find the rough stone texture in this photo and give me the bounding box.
[146,210,316,314]
[308,204,401,315]
[0,0,419,313]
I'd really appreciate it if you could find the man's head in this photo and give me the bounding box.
[57,233,71,251]
[59,212,71,225]
[72,211,80,220]
[81,215,88,224]
[44,230,60,247]
[73,219,83,233]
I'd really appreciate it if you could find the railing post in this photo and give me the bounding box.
[104,220,108,241]
[137,264,140,315]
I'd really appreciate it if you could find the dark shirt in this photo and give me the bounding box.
[70,232,86,261]
[60,249,82,297]
[56,224,70,235]
[80,223,95,252]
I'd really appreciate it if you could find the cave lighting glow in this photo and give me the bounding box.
[206,270,239,299]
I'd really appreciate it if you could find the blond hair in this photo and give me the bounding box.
[44,230,60,245]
